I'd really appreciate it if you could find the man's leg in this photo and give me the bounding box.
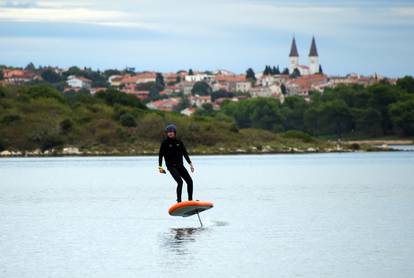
[169,167,183,202]
[177,165,193,201]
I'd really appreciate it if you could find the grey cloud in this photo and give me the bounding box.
[0,0,37,8]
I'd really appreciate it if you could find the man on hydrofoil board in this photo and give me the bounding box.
[158,124,194,203]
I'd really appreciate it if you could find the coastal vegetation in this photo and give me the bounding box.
[0,84,332,155]
[218,77,414,138]
[0,76,413,156]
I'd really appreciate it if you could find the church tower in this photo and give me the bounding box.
[289,36,299,74]
[309,36,319,74]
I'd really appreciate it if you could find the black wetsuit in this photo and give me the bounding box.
[158,137,193,202]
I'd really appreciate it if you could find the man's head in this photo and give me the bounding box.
[165,124,177,138]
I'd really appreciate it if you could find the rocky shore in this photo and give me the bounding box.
[1,141,408,157]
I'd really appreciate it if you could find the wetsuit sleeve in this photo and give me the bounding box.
[181,141,192,164]
[158,142,165,167]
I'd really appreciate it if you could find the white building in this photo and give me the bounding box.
[182,82,195,95]
[308,37,320,74]
[250,87,274,98]
[229,81,251,93]
[135,72,156,84]
[289,36,320,75]
[180,107,197,116]
[108,75,123,86]
[66,75,92,89]
[190,95,212,107]
[184,73,213,82]
[289,37,300,74]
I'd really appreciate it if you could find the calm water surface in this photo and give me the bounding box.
[1,152,413,278]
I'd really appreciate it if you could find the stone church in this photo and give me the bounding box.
[289,36,320,75]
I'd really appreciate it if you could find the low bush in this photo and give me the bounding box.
[280,130,316,143]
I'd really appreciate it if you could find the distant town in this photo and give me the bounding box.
[0,37,397,116]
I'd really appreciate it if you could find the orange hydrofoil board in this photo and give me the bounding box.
[168,200,214,217]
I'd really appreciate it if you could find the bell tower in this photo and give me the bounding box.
[289,36,299,74]
[309,36,319,74]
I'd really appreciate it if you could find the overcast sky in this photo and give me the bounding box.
[1,0,413,76]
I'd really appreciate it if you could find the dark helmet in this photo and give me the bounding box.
[165,124,177,133]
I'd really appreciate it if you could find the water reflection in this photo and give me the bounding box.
[163,227,206,256]
[161,221,228,256]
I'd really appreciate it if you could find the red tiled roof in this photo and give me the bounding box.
[120,72,156,84]
[76,76,91,82]
[136,72,156,79]
[215,74,246,82]
[148,98,180,111]
[160,90,172,95]
[288,74,328,90]
[3,69,37,79]
[121,75,139,84]
[166,85,179,90]
[163,73,178,78]
[125,90,149,95]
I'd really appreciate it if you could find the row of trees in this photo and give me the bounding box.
[219,77,414,137]
[0,84,246,151]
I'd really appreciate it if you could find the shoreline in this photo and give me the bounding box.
[345,140,413,145]
[0,146,406,158]
[1,140,412,158]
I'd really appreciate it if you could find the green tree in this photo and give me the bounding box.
[174,95,190,112]
[318,64,323,74]
[280,96,308,131]
[353,108,382,136]
[41,69,63,83]
[390,99,414,136]
[263,65,271,75]
[290,68,301,78]
[191,81,212,96]
[246,68,256,83]
[368,83,399,134]
[188,69,194,75]
[304,99,354,137]
[103,69,121,78]
[155,73,165,91]
[64,66,83,77]
[24,84,65,102]
[0,86,6,97]
[211,89,233,101]
[60,118,74,133]
[96,89,146,109]
[221,100,252,128]
[195,103,215,117]
[280,84,287,95]
[222,97,283,131]
[250,98,283,131]
[119,113,137,127]
[396,76,414,93]
[320,100,353,138]
[25,62,36,71]
[82,69,108,87]
[136,81,155,91]
[149,86,161,100]
[304,106,323,135]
